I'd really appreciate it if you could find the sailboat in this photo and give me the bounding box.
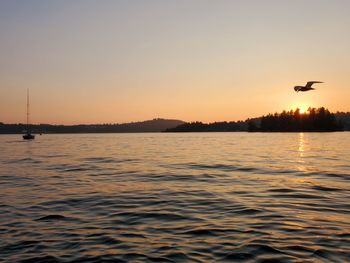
[23,89,35,140]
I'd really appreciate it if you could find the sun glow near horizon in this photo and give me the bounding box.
[287,91,324,116]
[299,108,307,114]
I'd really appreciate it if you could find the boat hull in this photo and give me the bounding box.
[23,134,35,140]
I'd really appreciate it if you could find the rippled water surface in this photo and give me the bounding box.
[1,133,349,262]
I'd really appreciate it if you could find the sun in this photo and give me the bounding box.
[290,102,310,114]
[299,107,306,114]
[291,105,309,114]
[290,97,312,115]
[298,106,311,114]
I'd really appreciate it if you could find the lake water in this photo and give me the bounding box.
[0,133,349,262]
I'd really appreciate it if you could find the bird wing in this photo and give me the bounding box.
[306,81,323,88]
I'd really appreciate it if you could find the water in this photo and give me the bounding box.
[0,133,349,262]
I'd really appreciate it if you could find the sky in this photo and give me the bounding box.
[1,0,350,124]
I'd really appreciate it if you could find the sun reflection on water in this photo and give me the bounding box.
[297,133,307,172]
[298,133,305,157]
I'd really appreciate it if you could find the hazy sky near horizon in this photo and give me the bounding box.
[1,0,350,124]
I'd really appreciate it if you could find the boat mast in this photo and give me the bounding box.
[27,88,30,132]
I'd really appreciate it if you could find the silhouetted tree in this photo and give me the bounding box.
[254,107,343,132]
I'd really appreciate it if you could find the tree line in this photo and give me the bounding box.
[1,108,349,133]
[165,121,248,132]
[166,107,347,132]
[249,107,343,132]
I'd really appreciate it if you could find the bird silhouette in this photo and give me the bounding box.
[294,81,323,92]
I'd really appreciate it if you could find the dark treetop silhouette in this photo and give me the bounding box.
[248,107,343,132]
[165,108,347,132]
[164,120,248,132]
[1,109,349,134]
[294,81,323,92]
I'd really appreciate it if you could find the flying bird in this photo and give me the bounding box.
[294,81,323,92]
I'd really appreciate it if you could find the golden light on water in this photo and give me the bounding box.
[297,132,308,173]
[298,132,305,158]
[296,133,313,173]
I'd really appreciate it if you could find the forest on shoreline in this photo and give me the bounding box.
[248,107,343,132]
[1,108,350,134]
[165,108,349,132]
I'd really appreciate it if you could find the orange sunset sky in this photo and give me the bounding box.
[1,1,349,124]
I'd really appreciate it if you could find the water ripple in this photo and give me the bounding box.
[1,133,349,262]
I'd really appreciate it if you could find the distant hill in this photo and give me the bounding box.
[0,118,185,134]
